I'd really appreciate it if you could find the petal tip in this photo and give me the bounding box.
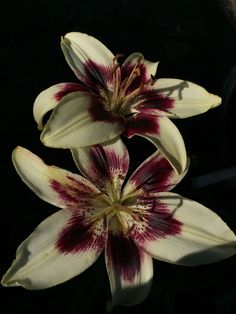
[12,146,26,160]
[212,94,222,108]
[1,268,19,288]
[1,274,8,287]
[40,129,55,148]
[12,146,32,159]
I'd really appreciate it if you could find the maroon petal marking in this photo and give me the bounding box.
[88,145,110,182]
[54,83,89,102]
[132,195,182,243]
[124,113,160,138]
[84,60,114,91]
[106,231,143,282]
[56,213,106,254]
[136,90,174,113]
[80,143,129,191]
[88,95,125,126]
[50,175,97,207]
[128,151,176,193]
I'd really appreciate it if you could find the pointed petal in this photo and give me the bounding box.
[1,210,106,289]
[33,83,88,130]
[105,216,153,308]
[122,150,188,197]
[61,32,115,90]
[125,114,187,174]
[132,192,236,266]
[12,146,100,209]
[71,137,129,197]
[153,79,221,118]
[41,91,125,148]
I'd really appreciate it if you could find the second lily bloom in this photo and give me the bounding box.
[33,32,221,174]
[2,139,236,308]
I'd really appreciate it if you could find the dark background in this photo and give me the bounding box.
[1,0,236,313]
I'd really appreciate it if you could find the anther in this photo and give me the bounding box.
[113,53,124,64]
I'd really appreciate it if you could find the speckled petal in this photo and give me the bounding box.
[1,210,107,289]
[12,146,100,209]
[105,216,153,309]
[72,137,129,197]
[132,192,236,265]
[122,149,188,197]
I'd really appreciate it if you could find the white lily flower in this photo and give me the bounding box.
[34,32,221,174]
[2,140,235,309]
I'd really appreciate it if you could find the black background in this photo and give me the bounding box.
[1,0,236,313]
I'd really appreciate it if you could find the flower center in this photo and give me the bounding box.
[94,191,144,234]
[102,54,156,116]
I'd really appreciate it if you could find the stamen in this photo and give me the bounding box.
[113,57,145,113]
[121,83,143,108]
[113,53,124,64]
[120,68,141,98]
[114,202,141,222]
[111,63,120,74]
[110,55,123,109]
[109,54,156,115]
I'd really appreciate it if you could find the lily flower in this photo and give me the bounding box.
[2,140,236,308]
[34,32,221,174]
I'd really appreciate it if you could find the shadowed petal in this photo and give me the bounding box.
[12,146,100,209]
[154,79,221,118]
[1,210,107,289]
[133,89,175,115]
[125,114,187,174]
[122,150,188,197]
[105,216,153,308]
[132,192,236,265]
[61,32,115,90]
[72,138,129,197]
[33,83,89,130]
[41,91,125,148]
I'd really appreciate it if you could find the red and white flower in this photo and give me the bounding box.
[2,141,235,308]
[34,32,221,174]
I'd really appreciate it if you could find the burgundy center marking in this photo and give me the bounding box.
[54,83,88,101]
[56,213,106,254]
[125,113,160,138]
[107,232,143,282]
[87,145,110,182]
[84,60,114,90]
[137,90,174,112]
[134,196,182,242]
[50,175,96,205]
[88,97,125,125]
[80,144,129,193]
[130,155,173,193]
